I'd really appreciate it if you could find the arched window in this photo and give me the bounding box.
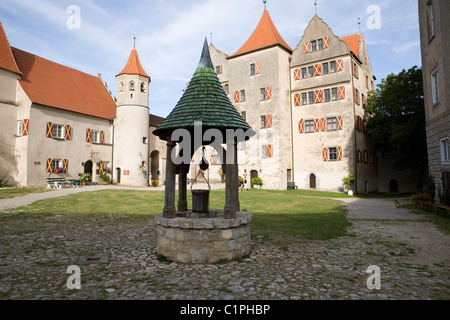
[129,81,135,91]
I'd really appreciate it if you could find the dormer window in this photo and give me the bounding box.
[130,82,135,91]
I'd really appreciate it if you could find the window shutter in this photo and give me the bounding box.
[304,42,311,53]
[46,158,53,173]
[337,116,344,130]
[323,148,328,161]
[337,147,343,161]
[99,161,104,173]
[255,62,261,74]
[298,120,305,134]
[86,129,92,143]
[63,159,69,173]
[46,122,53,138]
[314,119,320,133]
[294,93,301,107]
[336,59,344,72]
[267,145,273,158]
[100,131,105,144]
[65,125,72,140]
[314,64,322,76]
[265,115,273,128]
[293,69,301,80]
[323,37,329,49]
[234,91,240,103]
[22,119,29,136]
[320,118,326,132]
[338,86,346,100]
[265,87,272,100]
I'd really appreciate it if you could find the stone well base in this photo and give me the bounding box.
[155,211,252,264]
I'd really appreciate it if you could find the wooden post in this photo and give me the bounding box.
[163,140,176,218]
[224,138,239,219]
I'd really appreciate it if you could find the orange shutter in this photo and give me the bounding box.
[320,118,326,132]
[314,64,322,76]
[86,129,92,143]
[337,116,344,130]
[338,86,346,100]
[22,119,29,136]
[265,87,272,100]
[298,120,304,134]
[46,122,53,138]
[267,145,273,158]
[293,69,301,80]
[65,125,72,140]
[46,158,53,173]
[323,148,328,161]
[265,115,273,128]
[294,93,301,107]
[323,37,329,49]
[314,119,320,133]
[63,159,69,173]
[100,131,105,144]
[337,147,343,161]
[336,59,344,72]
[304,42,311,53]
[255,62,261,74]
[234,91,240,103]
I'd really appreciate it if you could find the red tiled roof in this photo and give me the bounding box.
[229,10,292,58]
[116,49,149,78]
[340,34,360,58]
[12,47,117,120]
[0,21,21,75]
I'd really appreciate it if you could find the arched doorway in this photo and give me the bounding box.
[389,179,399,193]
[250,170,258,187]
[150,150,160,181]
[84,161,93,180]
[309,174,316,189]
[116,168,121,184]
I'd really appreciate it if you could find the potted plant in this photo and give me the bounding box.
[100,171,110,184]
[252,177,263,189]
[341,174,355,195]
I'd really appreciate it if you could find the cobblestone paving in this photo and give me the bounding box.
[0,194,449,300]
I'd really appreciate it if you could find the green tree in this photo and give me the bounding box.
[366,66,427,191]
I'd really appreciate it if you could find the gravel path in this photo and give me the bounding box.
[0,189,449,300]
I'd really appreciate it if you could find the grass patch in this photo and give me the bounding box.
[0,187,54,199]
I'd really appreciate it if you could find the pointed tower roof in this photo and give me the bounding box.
[0,21,21,75]
[116,43,149,78]
[229,8,292,58]
[153,38,253,141]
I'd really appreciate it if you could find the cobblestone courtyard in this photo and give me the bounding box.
[0,188,449,300]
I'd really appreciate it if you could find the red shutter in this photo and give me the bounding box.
[265,87,272,100]
[304,42,311,53]
[63,159,69,173]
[320,118,326,132]
[298,120,304,134]
[336,59,344,72]
[337,116,344,130]
[65,125,72,140]
[267,145,273,158]
[22,119,29,136]
[337,147,343,161]
[46,122,53,138]
[46,158,53,173]
[234,91,240,103]
[293,69,301,80]
[338,86,346,100]
[314,119,320,133]
[314,64,322,76]
[323,148,328,161]
[86,129,92,143]
[294,93,301,107]
[265,115,273,128]
[314,90,323,104]
[323,37,329,49]
[255,62,261,74]
[100,131,105,144]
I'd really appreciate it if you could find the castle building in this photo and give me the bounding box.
[0,21,165,188]
[209,5,415,193]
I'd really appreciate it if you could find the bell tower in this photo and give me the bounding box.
[114,38,151,186]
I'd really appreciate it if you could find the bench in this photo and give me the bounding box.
[46,178,80,189]
[287,182,298,190]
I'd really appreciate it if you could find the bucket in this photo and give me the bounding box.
[192,189,210,213]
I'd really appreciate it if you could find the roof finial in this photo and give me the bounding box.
[314,0,318,14]
[263,0,267,11]
[133,36,136,49]
[358,17,361,34]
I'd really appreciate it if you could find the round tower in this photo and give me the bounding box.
[114,40,151,186]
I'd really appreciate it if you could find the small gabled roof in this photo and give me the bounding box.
[229,10,292,58]
[0,21,21,75]
[13,47,117,120]
[340,34,360,58]
[116,48,149,78]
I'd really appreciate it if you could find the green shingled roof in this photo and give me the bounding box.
[153,39,253,141]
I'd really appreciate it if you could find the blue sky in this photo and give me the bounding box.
[0,0,421,118]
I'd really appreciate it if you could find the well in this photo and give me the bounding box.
[155,211,252,264]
